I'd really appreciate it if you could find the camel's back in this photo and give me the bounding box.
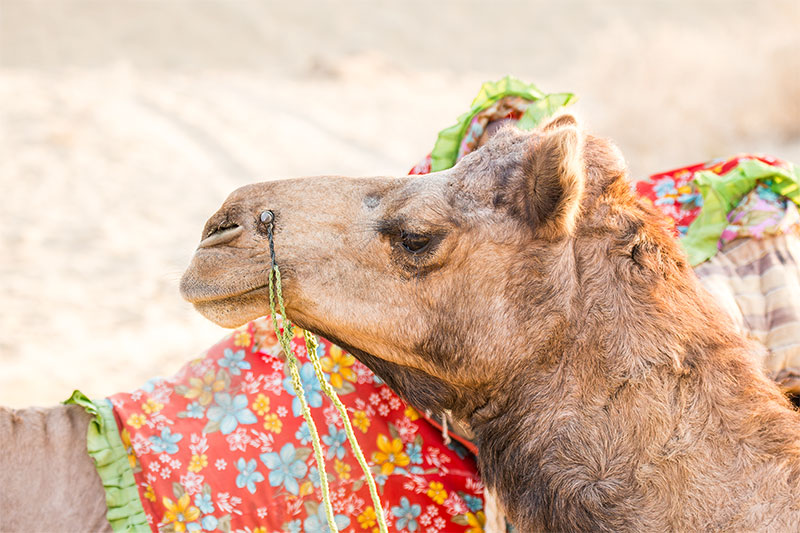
[0,405,111,532]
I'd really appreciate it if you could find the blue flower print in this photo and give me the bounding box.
[308,465,321,488]
[295,422,311,445]
[653,177,677,198]
[286,519,302,533]
[140,377,165,393]
[235,458,265,494]
[303,504,350,533]
[185,401,205,419]
[218,348,251,376]
[207,393,257,435]
[148,427,183,454]
[322,424,347,460]
[283,362,323,417]
[392,496,421,532]
[185,522,201,532]
[194,493,214,514]
[463,493,483,512]
[260,443,308,495]
[677,191,703,210]
[201,515,218,531]
[405,442,422,464]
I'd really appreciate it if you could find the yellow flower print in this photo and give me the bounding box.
[144,484,156,502]
[127,413,146,429]
[426,481,447,504]
[263,413,283,433]
[466,511,486,533]
[320,345,357,389]
[252,393,270,416]
[334,458,351,480]
[141,398,164,414]
[120,429,137,469]
[299,481,314,497]
[404,406,419,421]
[162,494,200,533]
[252,527,267,533]
[357,506,376,529]
[184,370,226,406]
[371,435,410,475]
[188,453,208,473]
[234,329,252,347]
[353,410,370,433]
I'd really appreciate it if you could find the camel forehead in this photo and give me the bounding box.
[449,127,531,193]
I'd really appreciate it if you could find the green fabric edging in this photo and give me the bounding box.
[65,391,151,533]
[681,159,800,266]
[430,75,577,172]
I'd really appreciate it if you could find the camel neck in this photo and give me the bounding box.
[470,330,800,532]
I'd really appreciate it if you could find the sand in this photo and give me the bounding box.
[1,0,799,407]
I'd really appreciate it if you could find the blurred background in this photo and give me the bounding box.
[1,0,798,407]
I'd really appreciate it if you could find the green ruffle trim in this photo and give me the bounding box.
[682,159,800,266]
[430,75,577,172]
[65,391,151,533]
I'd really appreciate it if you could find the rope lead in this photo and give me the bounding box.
[266,219,388,533]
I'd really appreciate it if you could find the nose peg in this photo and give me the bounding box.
[260,210,274,224]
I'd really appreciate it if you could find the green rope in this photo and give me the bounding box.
[304,329,389,533]
[268,264,388,533]
[268,265,337,531]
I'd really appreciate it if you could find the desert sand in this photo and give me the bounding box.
[1,0,799,407]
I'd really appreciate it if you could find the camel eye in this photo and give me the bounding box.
[400,231,431,254]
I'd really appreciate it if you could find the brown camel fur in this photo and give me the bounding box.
[181,115,800,532]
[0,405,111,532]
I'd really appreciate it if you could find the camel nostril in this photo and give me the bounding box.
[197,224,244,249]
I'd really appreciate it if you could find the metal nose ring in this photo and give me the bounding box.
[260,210,274,224]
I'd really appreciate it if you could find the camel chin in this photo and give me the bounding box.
[192,289,271,329]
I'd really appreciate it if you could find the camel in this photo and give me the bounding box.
[3,115,799,533]
[179,114,800,532]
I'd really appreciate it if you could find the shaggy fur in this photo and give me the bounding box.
[181,116,800,532]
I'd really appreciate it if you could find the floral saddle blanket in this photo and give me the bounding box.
[71,317,486,533]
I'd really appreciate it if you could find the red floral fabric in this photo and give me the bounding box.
[107,317,486,533]
[635,154,786,237]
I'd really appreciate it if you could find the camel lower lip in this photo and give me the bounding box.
[184,283,269,305]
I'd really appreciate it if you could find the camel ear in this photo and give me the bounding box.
[520,116,585,239]
[541,113,578,131]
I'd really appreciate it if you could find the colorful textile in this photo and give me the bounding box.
[409,76,576,175]
[693,235,800,375]
[85,317,485,533]
[639,155,800,386]
[635,154,800,265]
[66,391,150,532]
[719,184,800,247]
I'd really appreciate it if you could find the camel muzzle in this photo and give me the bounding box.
[197,225,244,249]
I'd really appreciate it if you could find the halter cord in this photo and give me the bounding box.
[264,214,388,533]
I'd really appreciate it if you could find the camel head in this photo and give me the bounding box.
[180,114,699,426]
